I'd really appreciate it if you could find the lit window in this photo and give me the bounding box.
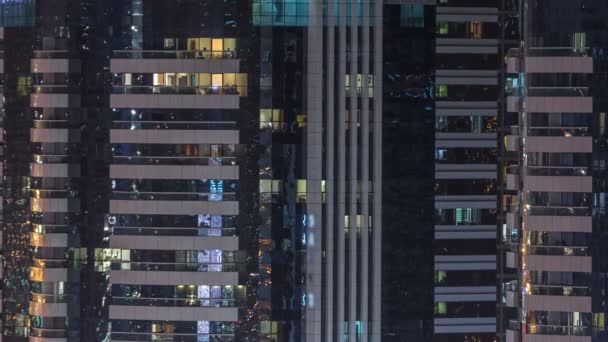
[163,38,175,49]
[435,271,447,284]
[435,302,447,315]
[573,32,586,54]
[470,22,483,39]
[437,84,448,98]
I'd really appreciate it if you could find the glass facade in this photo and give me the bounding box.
[381,3,434,341]
[0,0,34,27]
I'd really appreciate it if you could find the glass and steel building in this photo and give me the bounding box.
[381,2,434,341]
[0,0,382,341]
[501,0,608,342]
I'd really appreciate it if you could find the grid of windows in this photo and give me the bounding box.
[0,0,34,27]
[252,0,309,26]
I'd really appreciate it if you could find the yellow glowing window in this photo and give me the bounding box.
[236,73,248,96]
[260,109,272,124]
[199,73,211,87]
[470,22,482,39]
[212,38,223,56]
[297,180,307,202]
[260,109,284,130]
[17,76,32,97]
[297,180,306,193]
[224,73,236,86]
[187,38,198,51]
[297,114,307,127]
[224,38,236,51]
[212,74,223,87]
[153,73,164,86]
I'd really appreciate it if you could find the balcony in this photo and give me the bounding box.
[527,245,589,257]
[506,320,520,342]
[110,164,239,180]
[29,301,67,317]
[110,261,242,273]
[111,120,236,130]
[32,50,80,73]
[524,215,592,233]
[522,175,592,193]
[113,50,237,59]
[507,96,593,113]
[505,134,519,151]
[111,50,239,74]
[111,191,237,201]
[109,269,239,286]
[29,266,69,282]
[112,85,243,96]
[507,47,590,58]
[526,87,588,97]
[110,332,234,342]
[505,250,519,269]
[506,173,518,191]
[110,127,239,144]
[30,232,68,248]
[111,226,237,237]
[109,304,239,321]
[31,293,77,304]
[525,254,591,273]
[109,199,238,215]
[112,156,236,166]
[527,285,590,297]
[524,324,592,342]
[526,206,591,217]
[110,91,239,110]
[504,281,519,307]
[111,296,245,308]
[109,235,239,251]
[525,166,589,177]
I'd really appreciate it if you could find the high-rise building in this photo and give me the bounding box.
[381,2,435,341]
[433,0,501,340]
[0,1,382,341]
[501,1,608,342]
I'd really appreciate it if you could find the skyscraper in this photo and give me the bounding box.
[433,0,500,340]
[381,2,434,341]
[501,1,608,341]
[0,1,382,341]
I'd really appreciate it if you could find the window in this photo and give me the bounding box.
[260,109,284,130]
[435,271,447,284]
[259,180,281,194]
[573,32,586,53]
[436,84,448,98]
[439,22,449,34]
[400,5,424,28]
[470,21,482,39]
[163,38,176,49]
[345,74,374,97]
[435,302,447,315]
[297,180,307,202]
